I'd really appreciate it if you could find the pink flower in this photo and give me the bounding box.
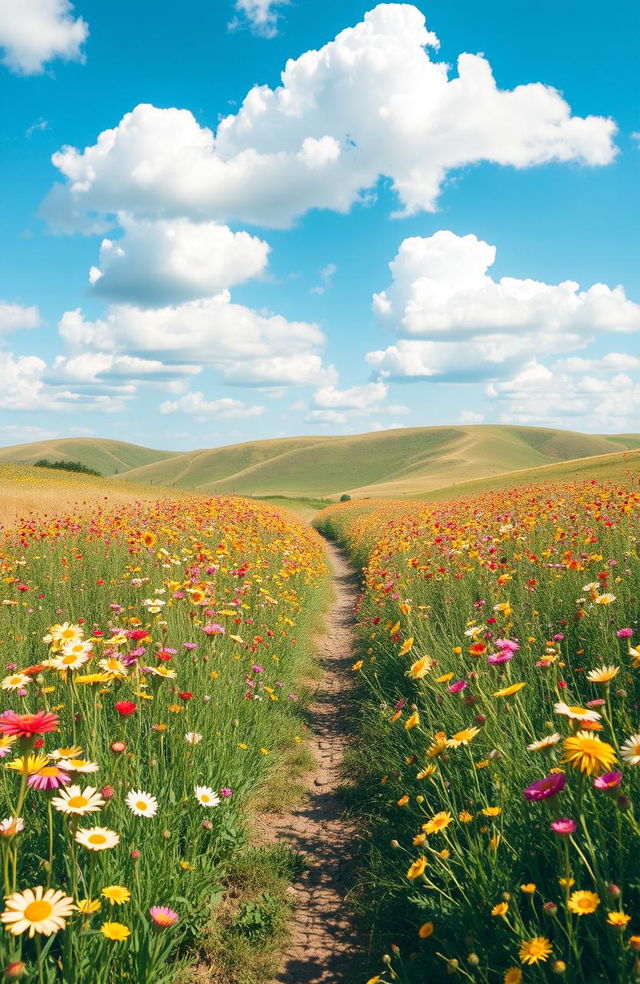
[524,773,566,802]
[27,766,71,791]
[149,906,179,928]
[617,628,633,638]
[495,639,519,652]
[594,771,622,791]
[448,681,468,694]
[487,651,513,665]
[550,818,576,835]
[220,788,233,797]
[0,711,59,737]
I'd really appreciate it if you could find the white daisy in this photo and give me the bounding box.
[194,786,220,808]
[1,673,30,691]
[51,786,105,816]
[527,733,562,752]
[184,733,203,745]
[554,702,602,722]
[621,734,640,766]
[125,790,158,818]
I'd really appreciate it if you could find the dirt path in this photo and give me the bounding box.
[264,540,363,983]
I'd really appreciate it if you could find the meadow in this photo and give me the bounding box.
[316,480,640,984]
[0,487,327,983]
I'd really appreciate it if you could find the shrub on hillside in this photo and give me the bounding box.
[33,458,102,477]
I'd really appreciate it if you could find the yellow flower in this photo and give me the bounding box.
[586,665,620,684]
[423,811,452,835]
[481,807,501,817]
[397,795,409,807]
[405,712,420,730]
[520,883,536,894]
[101,886,130,906]
[351,660,363,671]
[407,656,432,679]
[564,731,616,776]
[406,857,427,880]
[418,921,434,938]
[568,890,600,915]
[458,810,473,823]
[492,902,509,917]
[607,911,631,928]
[76,898,101,914]
[416,765,437,780]
[446,727,479,748]
[435,672,454,683]
[519,937,552,965]
[504,970,523,984]
[493,682,526,698]
[399,637,414,656]
[100,921,131,941]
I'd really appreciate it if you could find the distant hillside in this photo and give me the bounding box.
[0,437,175,476]
[1,427,638,499]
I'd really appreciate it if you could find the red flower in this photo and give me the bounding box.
[178,692,193,700]
[114,701,137,716]
[0,710,59,737]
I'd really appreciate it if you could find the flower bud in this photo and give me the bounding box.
[130,849,141,862]
[110,741,126,754]
[551,960,567,974]
[607,883,621,898]
[201,820,213,831]
[100,785,115,800]
[617,794,632,812]
[390,839,401,849]
[543,901,558,915]
[467,953,480,966]
[5,964,26,980]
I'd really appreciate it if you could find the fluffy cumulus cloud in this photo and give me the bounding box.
[0,352,126,413]
[0,302,41,335]
[487,361,640,431]
[368,231,640,381]
[89,216,270,305]
[306,379,409,423]
[58,293,330,387]
[160,392,264,418]
[230,0,287,38]
[43,4,616,231]
[0,0,87,75]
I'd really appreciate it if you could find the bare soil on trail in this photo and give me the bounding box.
[261,541,364,984]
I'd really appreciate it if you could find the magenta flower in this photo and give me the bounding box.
[617,628,633,639]
[524,773,566,802]
[594,771,622,790]
[487,651,513,665]
[202,623,225,636]
[448,681,468,694]
[550,818,576,835]
[495,639,519,652]
[28,766,71,791]
[220,787,233,797]
[183,642,197,650]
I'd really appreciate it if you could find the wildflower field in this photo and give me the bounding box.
[0,493,327,983]
[316,480,640,984]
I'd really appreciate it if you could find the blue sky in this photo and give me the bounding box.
[0,0,638,450]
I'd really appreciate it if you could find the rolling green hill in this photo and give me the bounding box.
[1,427,638,499]
[0,437,175,476]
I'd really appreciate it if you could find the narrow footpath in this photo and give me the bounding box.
[263,541,363,984]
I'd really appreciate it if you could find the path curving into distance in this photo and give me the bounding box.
[263,540,364,983]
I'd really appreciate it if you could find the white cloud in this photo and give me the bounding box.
[314,381,388,410]
[0,352,125,413]
[305,409,349,425]
[0,302,41,335]
[311,263,337,295]
[43,5,616,230]
[58,293,329,387]
[160,392,264,418]
[459,410,485,424]
[230,0,287,38]
[487,360,640,431]
[0,0,87,75]
[89,216,270,305]
[368,231,640,381]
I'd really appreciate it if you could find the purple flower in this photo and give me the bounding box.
[524,773,566,802]
[252,665,264,674]
[448,681,468,694]
[594,771,622,791]
[550,817,576,835]
[617,628,633,639]
[220,787,233,798]
[202,623,225,636]
[183,642,197,650]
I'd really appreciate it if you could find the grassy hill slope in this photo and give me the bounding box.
[0,437,176,476]
[1,427,639,499]
[118,426,640,498]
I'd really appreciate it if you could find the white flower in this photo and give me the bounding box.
[553,702,602,722]
[595,593,616,606]
[527,733,561,752]
[0,817,24,836]
[125,790,158,818]
[184,733,203,745]
[51,786,105,815]
[1,674,30,691]
[621,734,640,766]
[58,758,99,774]
[194,786,220,808]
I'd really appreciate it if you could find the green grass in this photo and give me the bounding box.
[0,436,176,476]
[3,427,640,501]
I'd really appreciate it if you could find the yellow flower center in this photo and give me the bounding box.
[136,801,147,811]
[24,900,53,922]
[89,833,105,844]
[68,796,88,809]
